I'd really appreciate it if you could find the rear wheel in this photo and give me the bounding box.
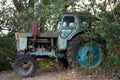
[13,55,37,78]
[66,35,103,69]
[58,57,69,69]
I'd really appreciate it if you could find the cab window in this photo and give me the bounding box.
[62,16,75,27]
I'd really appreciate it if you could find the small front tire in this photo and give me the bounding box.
[13,55,37,78]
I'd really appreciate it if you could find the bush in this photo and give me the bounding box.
[0,33,16,71]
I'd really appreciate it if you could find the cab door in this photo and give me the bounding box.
[60,15,76,39]
[58,14,77,50]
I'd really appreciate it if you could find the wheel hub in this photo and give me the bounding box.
[87,51,92,57]
[19,60,33,74]
[22,63,31,69]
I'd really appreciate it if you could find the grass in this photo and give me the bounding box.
[37,54,120,79]
[38,58,60,72]
[0,54,119,80]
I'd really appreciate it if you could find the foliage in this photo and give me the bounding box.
[82,0,120,75]
[0,0,77,32]
[0,33,16,71]
[83,0,120,53]
[2,0,75,32]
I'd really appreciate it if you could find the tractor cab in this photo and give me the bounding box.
[57,12,91,32]
[57,12,91,50]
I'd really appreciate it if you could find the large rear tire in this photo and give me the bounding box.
[58,57,69,69]
[66,35,103,69]
[13,55,37,78]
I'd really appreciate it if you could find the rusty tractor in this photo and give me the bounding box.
[13,12,105,77]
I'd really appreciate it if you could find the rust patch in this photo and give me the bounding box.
[62,39,65,44]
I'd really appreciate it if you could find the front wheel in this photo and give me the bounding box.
[13,55,37,78]
[66,35,103,69]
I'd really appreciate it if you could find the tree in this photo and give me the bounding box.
[69,0,120,53]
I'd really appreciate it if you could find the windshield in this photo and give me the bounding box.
[62,16,75,27]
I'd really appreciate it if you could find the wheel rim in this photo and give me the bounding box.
[18,59,33,75]
[77,42,103,69]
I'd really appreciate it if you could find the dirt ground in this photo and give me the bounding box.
[0,70,119,80]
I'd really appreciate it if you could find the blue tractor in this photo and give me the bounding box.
[13,12,105,77]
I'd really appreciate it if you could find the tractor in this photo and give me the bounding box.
[13,12,104,78]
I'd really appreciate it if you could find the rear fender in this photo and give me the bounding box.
[57,31,84,50]
[67,30,84,40]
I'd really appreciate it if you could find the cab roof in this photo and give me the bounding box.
[61,11,100,21]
